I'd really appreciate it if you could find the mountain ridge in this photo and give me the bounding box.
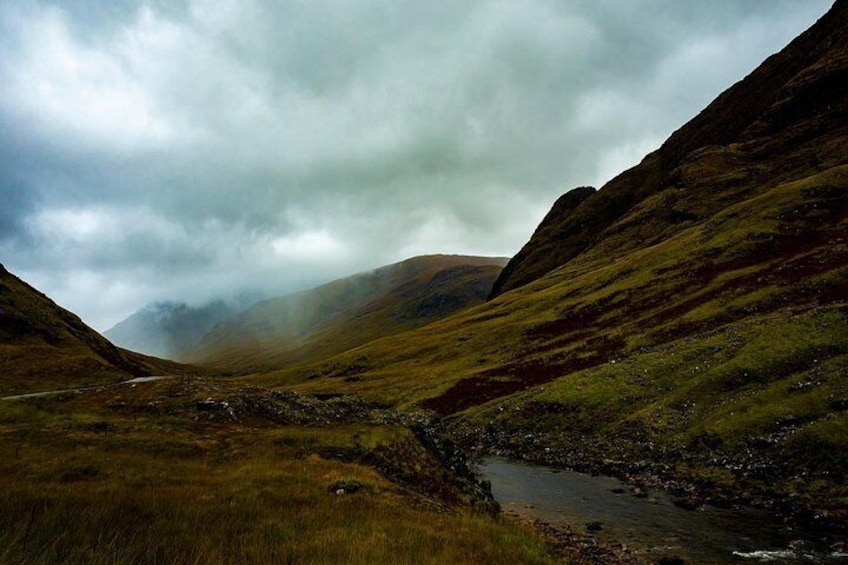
[491,0,848,298]
[185,254,508,372]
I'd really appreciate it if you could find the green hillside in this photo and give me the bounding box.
[186,255,506,372]
[250,1,848,520]
[0,265,194,395]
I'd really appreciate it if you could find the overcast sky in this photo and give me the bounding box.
[0,0,832,330]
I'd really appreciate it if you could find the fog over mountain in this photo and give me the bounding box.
[103,294,261,359]
[0,0,830,330]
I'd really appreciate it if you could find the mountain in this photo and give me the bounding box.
[105,296,259,360]
[0,264,191,395]
[489,185,596,298]
[491,0,848,298]
[185,255,508,372]
[261,2,848,517]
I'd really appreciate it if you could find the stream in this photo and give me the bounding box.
[478,457,847,564]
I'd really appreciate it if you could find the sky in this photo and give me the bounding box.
[0,0,833,331]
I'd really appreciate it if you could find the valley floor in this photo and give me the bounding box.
[0,377,560,565]
[4,372,845,564]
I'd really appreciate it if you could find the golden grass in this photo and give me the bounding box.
[225,166,848,516]
[0,392,555,565]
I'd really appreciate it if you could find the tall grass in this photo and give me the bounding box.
[0,399,555,564]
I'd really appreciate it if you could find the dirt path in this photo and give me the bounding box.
[0,376,171,401]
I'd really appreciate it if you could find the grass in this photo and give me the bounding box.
[0,266,194,397]
[455,306,848,513]
[185,256,507,373]
[0,381,556,564]
[234,165,848,516]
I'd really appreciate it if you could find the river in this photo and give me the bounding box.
[477,457,847,564]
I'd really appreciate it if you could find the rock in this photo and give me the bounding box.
[479,479,493,497]
[586,521,603,532]
[196,398,216,410]
[329,480,364,494]
[673,498,700,511]
[632,487,648,498]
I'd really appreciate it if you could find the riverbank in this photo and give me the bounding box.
[6,373,844,563]
[449,413,848,538]
[478,456,848,564]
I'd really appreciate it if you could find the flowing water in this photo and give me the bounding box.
[478,457,847,564]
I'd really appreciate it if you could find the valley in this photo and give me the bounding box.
[0,378,551,564]
[1,1,847,563]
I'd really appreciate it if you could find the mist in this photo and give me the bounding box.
[0,0,831,329]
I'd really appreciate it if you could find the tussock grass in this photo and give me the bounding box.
[237,167,848,514]
[0,396,554,564]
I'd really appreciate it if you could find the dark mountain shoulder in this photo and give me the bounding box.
[490,186,595,298]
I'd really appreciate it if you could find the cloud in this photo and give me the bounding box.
[0,0,832,329]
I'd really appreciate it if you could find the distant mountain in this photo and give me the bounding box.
[185,255,508,372]
[105,296,260,360]
[269,1,848,518]
[0,264,190,395]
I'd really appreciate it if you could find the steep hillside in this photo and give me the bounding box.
[0,265,191,395]
[489,186,596,298]
[491,0,848,298]
[186,255,507,372]
[256,1,848,520]
[105,298,257,359]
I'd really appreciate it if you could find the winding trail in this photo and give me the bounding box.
[0,376,172,401]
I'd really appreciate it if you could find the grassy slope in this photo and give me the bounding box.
[0,380,553,565]
[186,255,506,373]
[242,3,848,517]
[253,164,848,514]
[0,265,195,396]
[259,165,847,403]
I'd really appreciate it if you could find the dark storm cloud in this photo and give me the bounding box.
[0,0,832,329]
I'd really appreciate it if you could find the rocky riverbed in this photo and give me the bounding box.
[448,417,848,560]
